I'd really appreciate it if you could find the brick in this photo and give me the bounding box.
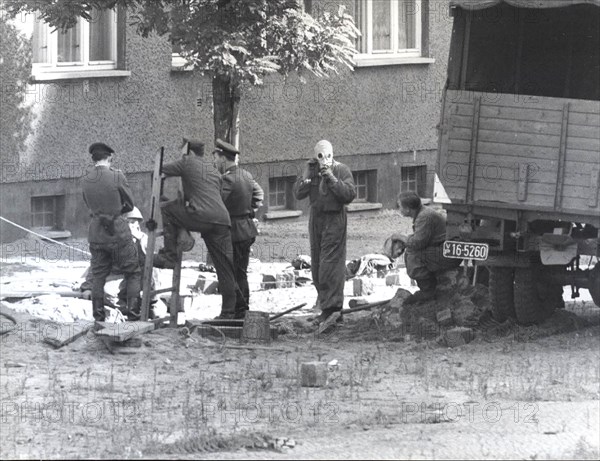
[444,327,475,347]
[353,277,373,296]
[300,362,328,387]
[436,308,453,326]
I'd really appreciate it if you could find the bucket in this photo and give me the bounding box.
[242,311,271,343]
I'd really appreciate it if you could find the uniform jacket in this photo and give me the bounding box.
[405,205,447,251]
[293,160,356,213]
[221,165,264,242]
[82,165,134,244]
[161,154,230,226]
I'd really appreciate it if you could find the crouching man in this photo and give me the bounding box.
[393,191,461,305]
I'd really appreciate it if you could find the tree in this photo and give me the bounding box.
[6,0,359,147]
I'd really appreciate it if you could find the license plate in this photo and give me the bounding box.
[443,241,489,261]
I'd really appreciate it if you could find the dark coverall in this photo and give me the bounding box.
[404,205,461,288]
[82,166,141,321]
[220,165,264,314]
[294,161,356,314]
[160,154,238,315]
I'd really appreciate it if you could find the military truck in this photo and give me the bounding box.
[434,0,600,324]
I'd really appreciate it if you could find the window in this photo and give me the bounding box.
[31,195,65,230]
[400,165,427,196]
[27,8,127,79]
[354,0,424,64]
[268,176,296,210]
[353,171,369,201]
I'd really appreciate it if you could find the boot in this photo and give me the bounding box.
[404,276,437,305]
[177,228,195,252]
[126,298,141,321]
[92,298,106,322]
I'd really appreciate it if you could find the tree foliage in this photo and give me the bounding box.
[6,0,360,143]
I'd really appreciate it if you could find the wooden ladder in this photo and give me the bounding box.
[140,147,183,325]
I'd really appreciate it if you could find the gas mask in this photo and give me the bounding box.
[314,140,334,169]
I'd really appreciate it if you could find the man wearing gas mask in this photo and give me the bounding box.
[294,140,356,330]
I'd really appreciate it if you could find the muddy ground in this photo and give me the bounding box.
[1,210,599,459]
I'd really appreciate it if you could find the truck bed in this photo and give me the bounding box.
[437,90,600,217]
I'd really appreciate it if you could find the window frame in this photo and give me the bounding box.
[31,195,65,231]
[354,0,424,63]
[352,170,369,202]
[24,7,130,81]
[400,165,427,197]
[268,177,289,210]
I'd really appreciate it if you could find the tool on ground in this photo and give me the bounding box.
[269,303,307,321]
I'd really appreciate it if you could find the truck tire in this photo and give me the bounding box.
[514,266,556,325]
[489,267,515,322]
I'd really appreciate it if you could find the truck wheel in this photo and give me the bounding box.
[589,264,600,307]
[489,267,515,322]
[514,266,556,325]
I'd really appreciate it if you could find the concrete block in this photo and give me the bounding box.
[444,327,475,347]
[353,277,373,296]
[386,273,401,286]
[436,308,453,326]
[300,362,328,387]
[276,272,295,288]
[262,274,276,289]
[194,274,219,294]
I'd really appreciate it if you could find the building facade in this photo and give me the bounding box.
[0,0,452,243]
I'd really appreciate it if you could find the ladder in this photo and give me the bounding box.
[140,147,183,325]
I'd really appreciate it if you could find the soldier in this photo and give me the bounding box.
[82,142,141,322]
[212,139,264,319]
[152,138,239,319]
[392,191,462,304]
[293,140,356,330]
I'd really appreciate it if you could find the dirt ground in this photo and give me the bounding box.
[1,210,599,460]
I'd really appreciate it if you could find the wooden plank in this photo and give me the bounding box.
[448,138,471,153]
[478,117,562,136]
[94,321,155,342]
[450,101,478,117]
[567,124,600,140]
[43,321,95,348]
[449,126,473,141]
[554,103,570,210]
[479,105,563,123]
[474,154,557,173]
[170,251,183,327]
[466,96,482,203]
[476,140,557,159]
[449,114,477,129]
[566,137,600,152]
[141,148,164,322]
[477,129,561,148]
[565,150,600,164]
[589,167,600,208]
[569,112,600,127]
[517,163,529,202]
[562,196,600,212]
[568,100,600,114]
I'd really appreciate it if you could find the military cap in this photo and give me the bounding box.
[182,138,205,156]
[88,142,115,155]
[214,138,239,160]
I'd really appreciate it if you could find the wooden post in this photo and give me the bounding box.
[466,96,481,203]
[554,103,570,210]
[141,148,164,321]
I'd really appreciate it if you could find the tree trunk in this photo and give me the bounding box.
[212,74,242,149]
